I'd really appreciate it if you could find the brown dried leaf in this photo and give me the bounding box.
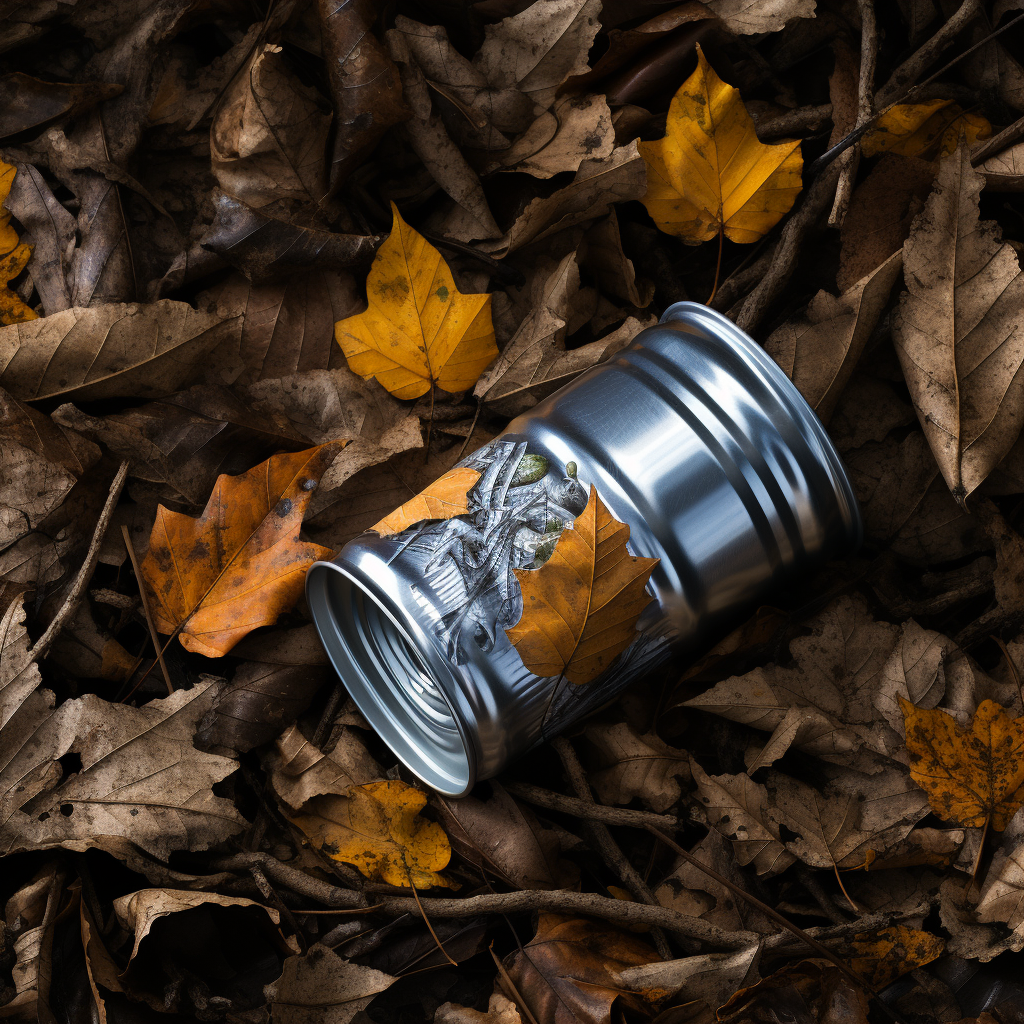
[0,74,122,139]
[705,0,815,34]
[0,678,246,861]
[894,140,1024,503]
[585,721,689,812]
[718,961,868,1024]
[0,300,241,402]
[616,947,758,1011]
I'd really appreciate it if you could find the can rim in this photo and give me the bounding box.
[659,301,864,550]
[305,557,477,796]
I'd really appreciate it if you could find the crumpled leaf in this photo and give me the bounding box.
[900,697,1024,830]
[141,443,343,657]
[835,926,944,988]
[689,761,796,876]
[506,485,659,685]
[893,141,1024,503]
[292,781,457,888]
[370,465,481,537]
[0,299,241,402]
[434,782,579,890]
[266,942,396,1024]
[0,160,39,325]
[505,914,660,1024]
[585,721,689,812]
[320,0,409,190]
[639,46,802,244]
[0,679,246,861]
[705,0,816,35]
[616,947,758,1011]
[765,252,903,421]
[0,594,43,733]
[977,843,1024,942]
[335,203,497,399]
[718,961,868,1024]
[862,99,991,160]
[211,44,332,209]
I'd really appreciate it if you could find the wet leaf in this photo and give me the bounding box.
[862,100,991,160]
[140,443,343,657]
[900,697,1024,830]
[505,913,660,1024]
[292,780,457,888]
[335,203,497,399]
[370,465,481,537]
[0,160,38,325]
[894,141,1024,503]
[506,485,659,685]
[638,46,802,243]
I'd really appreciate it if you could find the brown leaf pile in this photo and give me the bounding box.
[4,2,1024,1024]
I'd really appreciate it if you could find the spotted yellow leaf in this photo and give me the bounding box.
[292,781,458,889]
[862,100,991,160]
[335,203,497,399]
[638,46,803,244]
[0,160,38,325]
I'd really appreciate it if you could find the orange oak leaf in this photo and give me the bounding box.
[370,466,481,537]
[335,202,498,399]
[505,486,659,685]
[900,697,1024,830]
[0,160,39,325]
[141,442,344,657]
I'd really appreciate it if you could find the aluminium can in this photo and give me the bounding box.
[306,301,862,796]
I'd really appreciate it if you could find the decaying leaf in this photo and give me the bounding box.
[862,100,991,160]
[141,443,342,657]
[616,947,758,1011]
[266,943,396,1024]
[0,299,241,402]
[836,925,944,988]
[639,47,802,243]
[718,961,869,1024]
[335,204,497,399]
[0,679,246,862]
[585,721,689,813]
[705,0,817,35]
[292,780,457,888]
[893,141,1024,503]
[0,160,39,325]
[505,914,660,1024]
[900,697,1024,830]
[370,465,481,537]
[506,485,659,685]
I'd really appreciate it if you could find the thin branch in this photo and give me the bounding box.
[503,781,684,831]
[213,853,365,907]
[31,462,129,661]
[121,524,174,695]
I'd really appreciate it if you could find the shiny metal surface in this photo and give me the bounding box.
[306,301,862,796]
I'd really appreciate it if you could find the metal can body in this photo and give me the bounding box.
[306,302,862,796]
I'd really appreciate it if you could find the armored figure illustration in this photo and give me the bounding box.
[400,440,588,663]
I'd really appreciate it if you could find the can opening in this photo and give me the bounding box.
[306,563,472,796]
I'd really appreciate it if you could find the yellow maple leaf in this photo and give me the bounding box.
[335,203,498,399]
[638,46,803,244]
[900,697,1024,830]
[371,466,481,536]
[140,443,343,657]
[505,486,659,685]
[862,99,990,160]
[0,160,38,325]
[292,781,458,889]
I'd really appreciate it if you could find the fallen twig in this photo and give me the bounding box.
[213,852,365,907]
[121,523,174,695]
[503,781,685,831]
[30,462,129,661]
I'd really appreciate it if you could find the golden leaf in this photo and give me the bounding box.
[505,486,659,685]
[837,926,944,989]
[292,781,457,889]
[0,160,39,325]
[140,443,343,657]
[335,202,498,399]
[638,46,803,244]
[371,466,481,537]
[862,99,991,160]
[900,697,1024,830]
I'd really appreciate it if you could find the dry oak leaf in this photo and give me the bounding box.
[292,781,457,888]
[862,100,991,160]
[837,925,944,989]
[505,485,659,685]
[335,203,497,399]
[141,443,343,657]
[370,465,480,537]
[638,46,802,244]
[0,160,38,325]
[900,697,1024,830]
[893,141,1024,503]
